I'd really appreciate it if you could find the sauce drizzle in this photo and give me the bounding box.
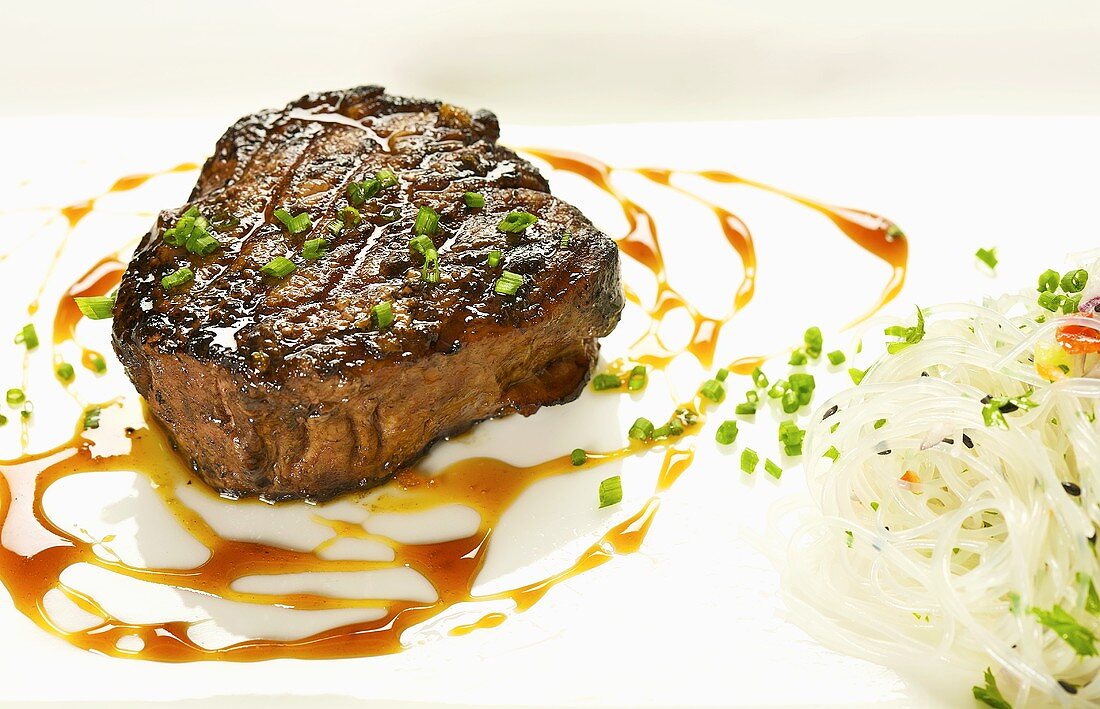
[0,148,907,662]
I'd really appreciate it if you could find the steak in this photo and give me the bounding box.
[112,86,623,501]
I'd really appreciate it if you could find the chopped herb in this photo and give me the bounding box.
[716,368,730,382]
[598,476,623,508]
[745,390,760,405]
[1038,269,1060,293]
[804,326,823,358]
[74,295,115,320]
[788,349,808,366]
[1062,294,1082,314]
[884,307,925,354]
[560,232,571,248]
[627,365,647,391]
[338,205,361,227]
[413,206,440,236]
[88,352,107,373]
[186,234,221,256]
[789,372,815,406]
[260,257,296,279]
[327,220,343,237]
[764,458,783,480]
[497,210,538,234]
[870,501,879,511]
[975,247,998,270]
[823,445,840,461]
[409,234,440,284]
[1031,605,1098,656]
[55,362,75,382]
[972,668,1012,709]
[302,238,329,260]
[494,270,524,296]
[849,367,866,385]
[781,389,799,414]
[845,530,854,548]
[628,417,655,441]
[740,448,759,473]
[20,402,32,420]
[1078,572,1100,615]
[347,177,382,206]
[886,224,905,240]
[273,208,312,235]
[14,323,38,350]
[487,250,502,268]
[715,420,739,445]
[376,169,398,188]
[0,414,6,426]
[161,267,193,290]
[83,407,101,430]
[751,367,768,388]
[372,302,394,330]
[592,373,622,391]
[1038,290,1064,312]
[699,379,725,403]
[6,388,25,406]
[463,191,485,209]
[571,448,587,466]
[164,206,220,255]
[768,380,788,399]
[1062,268,1089,293]
[734,402,757,415]
[209,211,239,231]
[827,350,846,365]
[874,418,887,430]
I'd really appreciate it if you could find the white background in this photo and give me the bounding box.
[3,3,1100,708]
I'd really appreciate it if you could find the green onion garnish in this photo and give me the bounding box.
[497,210,538,234]
[789,373,815,406]
[376,169,398,188]
[302,238,329,260]
[1063,294,1082,314]
[849,367,866,385]
[327,220,343,237]
[1062,269,1089,293]
[751,367,768,388]
[409,234,440,284]
[740,448,759,473]
[715,420,739,445]
[699,379,725,403]
[781,389,799,414]
[592,373,622,391]
[463,192,485,209]
[413,206,440,236]
[273,208,312,235]
[372,302,394,330]
[598,476,623,508]
[20,402,32,420]
[734,402,757,415]
[338,205,362,226]
[74,295,116,320]
[83,406,101,430]
[874,418,887,429]
[884,307,926,354]
[88,352,107,373]
[975,247,998,270]
[494,271,524,296]
[804,326,823,358]
[1038,269,1061,293]
[628,417,655,441]
[164,206,220,255]
[764,458,783,480]
[210,211,239,231]
[827,350,846,365]
[0,414,6,426]
[746,390,759,405]
[560,232,571,248]
[1038,291,1064,312]
[788,349,807,366]
[186,234,221,256]
[347,178,382,206]
[487,250,502,268]
[55,362,74,382]
[823,445,840,461]
[14,323,38,350]
[6,389,25,406]
[260,257,296,278]
[715,367,730,382]
[161,267,193,290]
[571,448,587,466]
[627,365,647,391]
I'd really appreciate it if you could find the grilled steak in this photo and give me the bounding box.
[112,86,623,500]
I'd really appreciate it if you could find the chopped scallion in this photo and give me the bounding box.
[571,448,587,466]
[716,367,729,382]
[74,295,115,320]
[751,367,768,388]
[740,448,759,473]
[627,365,647,391]
[560,232,571,248]
[497,210,538,234]
[699,379,725,403]
[273,208,312,235]
[83,407,101,430]
[715,420,739,445]
[975,247,998,270]
[376,169,398,188]
[88,352,107,373]
[55,362,74,382]
[734,402,757,415]
[1038,269,1061,293]
[372,302,394,330]
[628,417,655,441]
[827,350,846,365]
[824,445,840,461]
[592,373,622,391]
[14,323,38,350]
[804,326,823,358]
[849,367,866,385]
[302,238,329,260]
[494,271,523,296]
[1062,269,1089,294]
[764,458,783,480]
[788,349,808,366]
[487,250,502,268]
[161,267,194,290]
[260,256,296,278]
[413,206,440,236]
[1038,290,1064,312]
[6,388,25,406]
[598,476,623,508]
[463,192,485,209]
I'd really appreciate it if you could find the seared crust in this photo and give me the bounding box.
[112,86,623,500]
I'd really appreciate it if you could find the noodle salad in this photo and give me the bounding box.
[785,257,1100,707]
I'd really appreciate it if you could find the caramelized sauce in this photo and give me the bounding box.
[53,257,126,373]
[0,149,907,662]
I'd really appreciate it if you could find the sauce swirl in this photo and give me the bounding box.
[0,150,906,661]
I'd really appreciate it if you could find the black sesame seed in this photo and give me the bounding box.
[822,404,839,421]
[877,449,891,456]
[921,371,930,377]
[963,434,974,449]
[1063,481,1082,496]
[1059,680,1078,695]
[942,437,954,445]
